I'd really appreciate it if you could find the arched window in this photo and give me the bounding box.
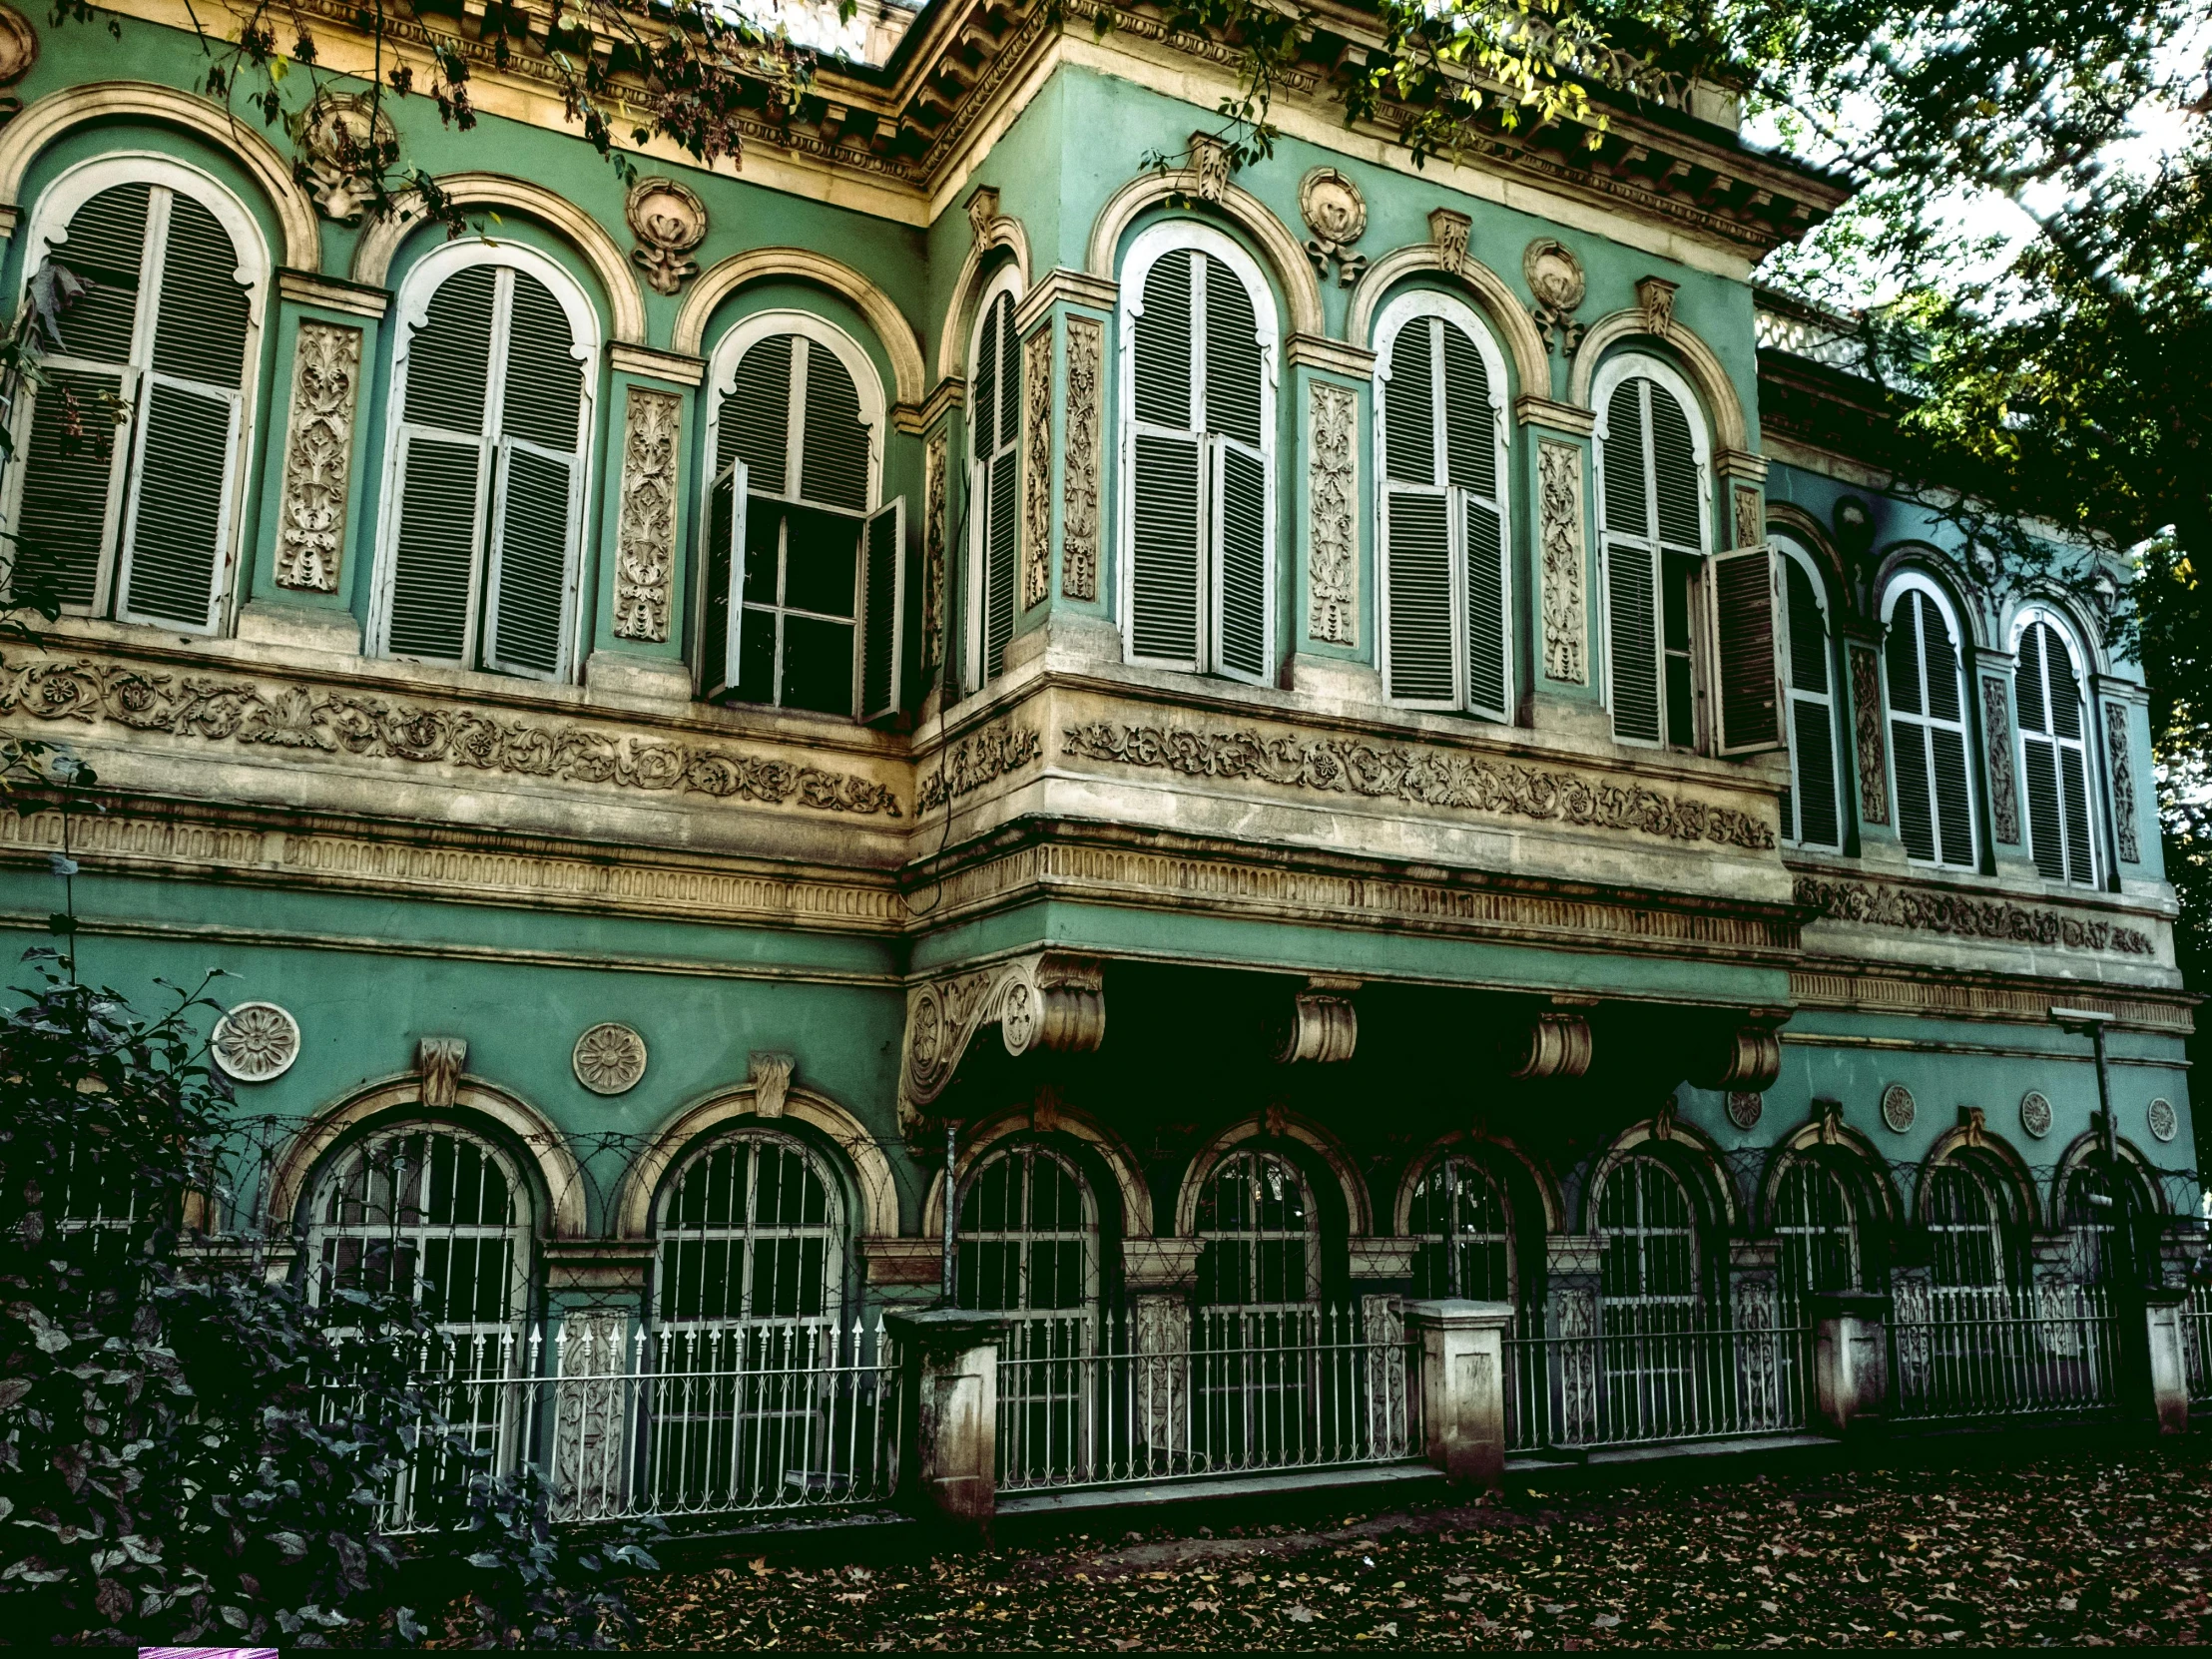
[1406,1151,1513,1302]
[1196,1146,1320,1310]
[2061,1161,2144,1289]
[1118,223,1277,685]
[1772,1155,1861,1310]
[1777,533,1844,850]
[700,313,903,720]
[1595,357,1708,750]
[1595,1153,1700,1328]
[1926,1161,2006,1296]
[2013,612,2097,886]
[1883,576,1977,868]
[373,246,595,682]
[1375,293,1509,718]
[655,1128,844,1328]
[8,158,265,633]
[963,270,1023,690]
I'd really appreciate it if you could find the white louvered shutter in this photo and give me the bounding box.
[1603,380,1661,744]
[1781,556,1841,849]
[1128,248,1203,668]
[387,266,497,666]
[700,460,748,701]
[859,496,906,723]
[1205,256,1270,684]
[2016,620,2095,885]
[1707,543,1785,756]
[970,291,1020,685]
[1445,324,1508,720]
[485,272,583,680]
[1886,588,1975,868]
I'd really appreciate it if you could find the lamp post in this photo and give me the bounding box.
[2049,1006,2118,1168]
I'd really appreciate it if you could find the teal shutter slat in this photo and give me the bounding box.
[2015,622,2048,733]
[1710,544,1783,754]
[973,297,1000,457]
[1384,321,1435,485]
[497,272,583,452]
[984,446,1017,677]
[402,265,496,432]
[1786,560,1829,695]
[1602,383,1647,538]
[1649,386,1701,551]
[13,365,124,610]
[723,334,792,494]
[1129,430,1202,664]
[1607,542,1661,744]
[1203,260,1264,450]
[2058,746,2093,884]
[2045,626,2083,741]
[1214,441,1268,682]
[1886,595,1925,716]
[2024,737,2064,880]
[50,184,149,364]
[1132,251,1193,429]
[700,462,746,701]
[801,344,870,513]
[1931,726,1974,866]
[859,495,905,722]
[149,194,251,389]
[1894,717,1936,861]
[117,378,235,629]
[1440,322,1493,497]
[486,442,575,679]
[1463,495,1507,717]
[1385,488,1451,703]
[1793,696,1841,847]
[1921,600,1962,724]
[386,432,482,663]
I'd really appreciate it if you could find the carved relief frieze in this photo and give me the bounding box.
[899,951,1105,1127]
[273,321,362,593]
[624,177,708,296]
[1848,641,1890,826]
[1731,486,1764,551]
[922,430,949,672]
[0,658,903,818]
[1794,874,2155,955]
[1188,133,1231,202]
[612,386,681,642]
[2105,702,2139,862]
[1063,721,1775,848]
[916,721,1042,813]
[1021,324,1054,611]
[1061,315,1103,602]
[1981,676,2019,843]
[1536,440,1586,684]
[1306,381,1358,645]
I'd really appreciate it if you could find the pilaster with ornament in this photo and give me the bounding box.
[1284,334,1373,660]
[1513,395,1600,713]
[1013,268,1120,622]
[2091,675,2148,867]
[586,346,705,689]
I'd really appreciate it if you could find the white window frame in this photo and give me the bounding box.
[5,152,270,634]
[1372,289,1512,719]
[962,263,1025,694]
[699,308,887,717]
[652,1124,846,1332]
[368,238,600,683]
[1115,219,1280,681]
[1775,531,1844,851]
[1406,1149,1515,1303]
[1881,569,1979,871]
[1590,352,1714,750]
[2008,603,2100,889]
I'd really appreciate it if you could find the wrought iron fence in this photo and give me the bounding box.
[1891,1284,2121,1420]
[2184,1285,2212,1405]
[1505,1312,1812,1452]
[323,1317,897,1533]
[994,1303,1416,1491]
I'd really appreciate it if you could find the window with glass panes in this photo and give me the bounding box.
[1407,1153,1513,1302]
[1778,537,1843,849]
[957,1142,1096,1326]
[2014,614,2097,886]
[1884,580,1977,868]
[1596,1154,1699,1327]
[9,166,260,633]
[1773,1156,1861,1311]
[1196,1148,1322,1309]
[655,1130,843,1326]
[1926,1161,2007,1294]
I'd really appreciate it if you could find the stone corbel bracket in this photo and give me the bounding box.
[1274,975,1360,1064]
[1688,1006,1792,1092]
[899,952,1106,1128]
[1505,995,1596,1081]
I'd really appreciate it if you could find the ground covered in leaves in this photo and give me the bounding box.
[628,1438,2212,1648]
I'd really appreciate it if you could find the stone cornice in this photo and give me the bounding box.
[276,269,389,317]
[1285,333,1379,379]
[609,341,708,385]
[1790,961,2195,1035]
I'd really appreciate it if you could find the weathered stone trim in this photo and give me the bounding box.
[1981,676,2018,843]
[915,722,1042,813]
[273,320,360,594]
[611,385,681,642]
[0,658,902,818]
[1791,965,2193,1033]
[1020,323,1054,610]
[1536,439,1585,684]
[1063,721,1775,848]
[1306,381,1358,645]
[1848,640,1889,826]
[1794,874,2154,955]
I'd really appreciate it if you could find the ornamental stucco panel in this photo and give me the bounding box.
[1306,381,1358,645]
[1849,641,1890,826]
[613,386,682,642]
[2106,702,2140,862]
[922,430,949,670]
[1021,325,1054,611]
[1537,440,1586,684]
[274,321,362,593]
[1061,315,1103,602]
[1981,676,2019,843]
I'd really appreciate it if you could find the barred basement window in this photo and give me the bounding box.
[2013,612,2097,887]
[655,1128,844,1327]
[7,159,265,633]
[1374,293,1511,719]
[1118,223,1278,685]
[964,269,1023,690]
[1595,1154,1700,1330]
[701,313,904,721]
[1925,1161,2007,1297]
[1406,1151,1513,1302]
[1777,534,1844,850]
[1883,576,1977,869]
[1196,1147,1321,1311]
[1773,1155,1861,1315]
[957,1140,1098,1336]
[373,246,596,682]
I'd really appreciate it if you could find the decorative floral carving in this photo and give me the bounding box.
[624,177,708,295]
[1636,275,1679,340]
[612,387,680,642]
[417,1036,466,1108]
[1731,486,1763,551]
[1428,209,1471,276]
[299,93,397,223]
[1522,239,1585,355]
[2147,1097,2178,1143]
[2106,702,2139,861]
[899,951,1105,1126]
[2018,1090,2053,1139]
[922,431,949,671]
[212,1001,300,1082]
[1982,677,2019,843]
[1848,641,1890,826]
[1881,1082,1917,1134]
[1021,324,1053,611]
[573,1022,647,1095]
[0,657,903,817]
[1306,382,1358,645]
[274,322,360,593]
[916,721,1042,813]
[1793,874,2155,955]
[964,185,1000,243]
[1188,133,1231,202]
[1063,721,1776,848]
[1299,168,1368,285]
[1537,440,1586,684]
[1061,315,1103,601]
[1726,1090,1764,1130]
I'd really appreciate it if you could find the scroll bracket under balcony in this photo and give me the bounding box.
[898,952,1105,1130]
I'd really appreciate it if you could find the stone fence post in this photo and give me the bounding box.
[1808,1292,1890,1436]
[2132,1288,2190,1435]
[884,1308,1004,1532]
[1402,1299,1514,1489]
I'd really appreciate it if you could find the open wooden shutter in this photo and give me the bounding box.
[1886,593,1936,861]
[1602,381,1662,744]
[1707,543,1785,755]
[700,460,747,701]
[859,494,906,723]
[1212,439,1268,683]
[1128,249,1201,667]
[388,266,496,663]
[16,366,127,611]
[484,271,582,680]
[1442,322,1505,720]
[1382,319,1447,704]
[1463,494,1507,718]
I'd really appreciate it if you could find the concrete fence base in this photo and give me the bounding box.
[1402,1299,1515,1489]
